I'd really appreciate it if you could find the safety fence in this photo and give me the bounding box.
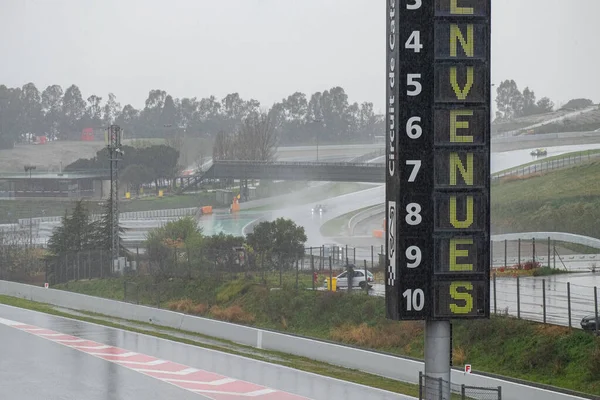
[419,373,502,400]
[17,207,199,226]
[491,150,600,182]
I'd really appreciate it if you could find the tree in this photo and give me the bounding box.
[144,217,203,279]
[536,97,554,113]
[246,218,306,271]
[495,80,524,120]
[62,84,86,134]
[521,87,537,117]
[121,164,154,195]
[103,93,121,125]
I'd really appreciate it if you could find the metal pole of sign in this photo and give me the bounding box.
[424,321,451,399]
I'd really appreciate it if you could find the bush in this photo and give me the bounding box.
[209,305,255,324]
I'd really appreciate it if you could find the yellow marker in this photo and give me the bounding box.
[450,67,474,100]
[450,238,474,272]
[450,196,473,229]
[450,24,474,57]
[451,0,474,15]
[450,282,474,314]
[450,153,473,186]
[450,110,474,143]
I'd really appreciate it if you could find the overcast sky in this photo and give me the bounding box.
[1,0,598,113]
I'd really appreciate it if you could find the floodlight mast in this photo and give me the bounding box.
[107,125,122,272]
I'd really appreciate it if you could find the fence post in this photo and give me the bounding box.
[371,245,374,267]
[568,282,572,328]
[518,238,521,268]
[532,237,536,264]
[364,260,368,294]
[553,241,556,269]
[517,275,521,319]
[322,245,325,271]
[329,256,333,291]
[547,237,551,268]
[543,279,547,324]
[311,255,315,291]
[123,281,127,302]
[498,385,502,400]
[353,247,356,264]
[491,240,494,268]
[595,287,599,336]
[418,372,423,400]
[461,385,466,400]
[504,239,507,268]
[438,378,443,400]
[493,273,497,315]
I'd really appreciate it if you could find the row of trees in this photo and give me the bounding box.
[0,83,383,149]
[145,217,307,279]
[495,80,555,120]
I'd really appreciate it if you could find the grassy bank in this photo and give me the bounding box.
[492,160,600,239]
[52,275,600,396]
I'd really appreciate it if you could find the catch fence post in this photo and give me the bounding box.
[595,287,599,336]
[504,239,507,268]
[543,279,547,323]
[567,282,572,328]
[547,237,551,268]
[311,255,315,291]
[518,238,521,268]
[329,256,333,291]
[493,273,497,314]
[517,276,521,319]
[364,260,368,294]
[371,245,374,267]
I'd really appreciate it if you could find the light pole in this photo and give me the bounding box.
[24,165,36,247]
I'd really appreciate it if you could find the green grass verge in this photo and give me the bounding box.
[493,149,600,176]
[0,294,424,398]
[492,160,600,239]
[50,276,600,396]
[319,206,377,237]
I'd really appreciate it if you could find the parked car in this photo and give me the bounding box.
[581,314,599,331]
[324,266,374,290]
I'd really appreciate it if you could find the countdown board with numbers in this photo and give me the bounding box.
[385,0,491,321]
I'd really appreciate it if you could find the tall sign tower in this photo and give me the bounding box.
[386,1,491,398]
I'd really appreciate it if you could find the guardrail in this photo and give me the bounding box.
[0,280,591,400]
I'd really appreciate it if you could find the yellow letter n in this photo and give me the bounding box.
[450,24,474,57]
[450,153,473,186]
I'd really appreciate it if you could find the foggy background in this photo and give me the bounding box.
[1,0,598,114]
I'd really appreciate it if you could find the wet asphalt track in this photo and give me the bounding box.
[0,304,415,400]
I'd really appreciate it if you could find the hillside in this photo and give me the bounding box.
[492,160,600,238]
[0,141,104,172]
[492,106,600,135]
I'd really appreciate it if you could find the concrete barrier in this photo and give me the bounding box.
[347,205,383,236]
[0,280,592,400]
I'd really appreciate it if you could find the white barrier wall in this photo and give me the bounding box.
[0,280,591,400]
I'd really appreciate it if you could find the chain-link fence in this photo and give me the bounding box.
[419,373,501,400]
[491,150,600,182]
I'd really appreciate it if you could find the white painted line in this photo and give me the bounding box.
[164,377,236,386]
[55,339,87,343]
[133,367,199,375]
[0,317,21,326]
[191,388,278,396]
[114,359,168,366]
[38,333,65,337]
[70,345,112,350]
[88,351,137,358]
